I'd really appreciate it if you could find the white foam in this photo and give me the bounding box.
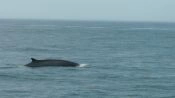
[79,64,88,67]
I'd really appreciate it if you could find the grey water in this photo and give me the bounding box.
[0,19,175,98]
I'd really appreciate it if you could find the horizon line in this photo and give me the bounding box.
[0,18,175,23]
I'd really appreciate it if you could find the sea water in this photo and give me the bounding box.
[0,19,175,98]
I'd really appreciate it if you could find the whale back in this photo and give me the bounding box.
[25,58,79,67]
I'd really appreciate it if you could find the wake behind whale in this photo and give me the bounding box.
[25,58,81,67]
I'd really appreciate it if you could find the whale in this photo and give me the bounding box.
[24,58,79,67]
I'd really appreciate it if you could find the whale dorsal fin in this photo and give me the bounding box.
[31,58,37,62]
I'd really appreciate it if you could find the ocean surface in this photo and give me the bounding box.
[0,19,175,98]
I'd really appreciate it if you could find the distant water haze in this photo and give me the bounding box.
[0,0,174,22]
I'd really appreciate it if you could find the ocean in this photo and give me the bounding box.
[0,19,175,98]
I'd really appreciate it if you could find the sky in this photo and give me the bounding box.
[0,0,174,22]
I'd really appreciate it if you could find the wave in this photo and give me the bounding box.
[16,47,59,52]
[64,26,81,28]
[87,26,105,29]
[119,27,174,30]
[0,66,18,69]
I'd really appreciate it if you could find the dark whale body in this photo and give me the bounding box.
[25,58,79,67]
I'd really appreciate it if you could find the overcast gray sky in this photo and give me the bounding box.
[0,0,174,22]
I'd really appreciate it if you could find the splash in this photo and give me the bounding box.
[78,64,88,67]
